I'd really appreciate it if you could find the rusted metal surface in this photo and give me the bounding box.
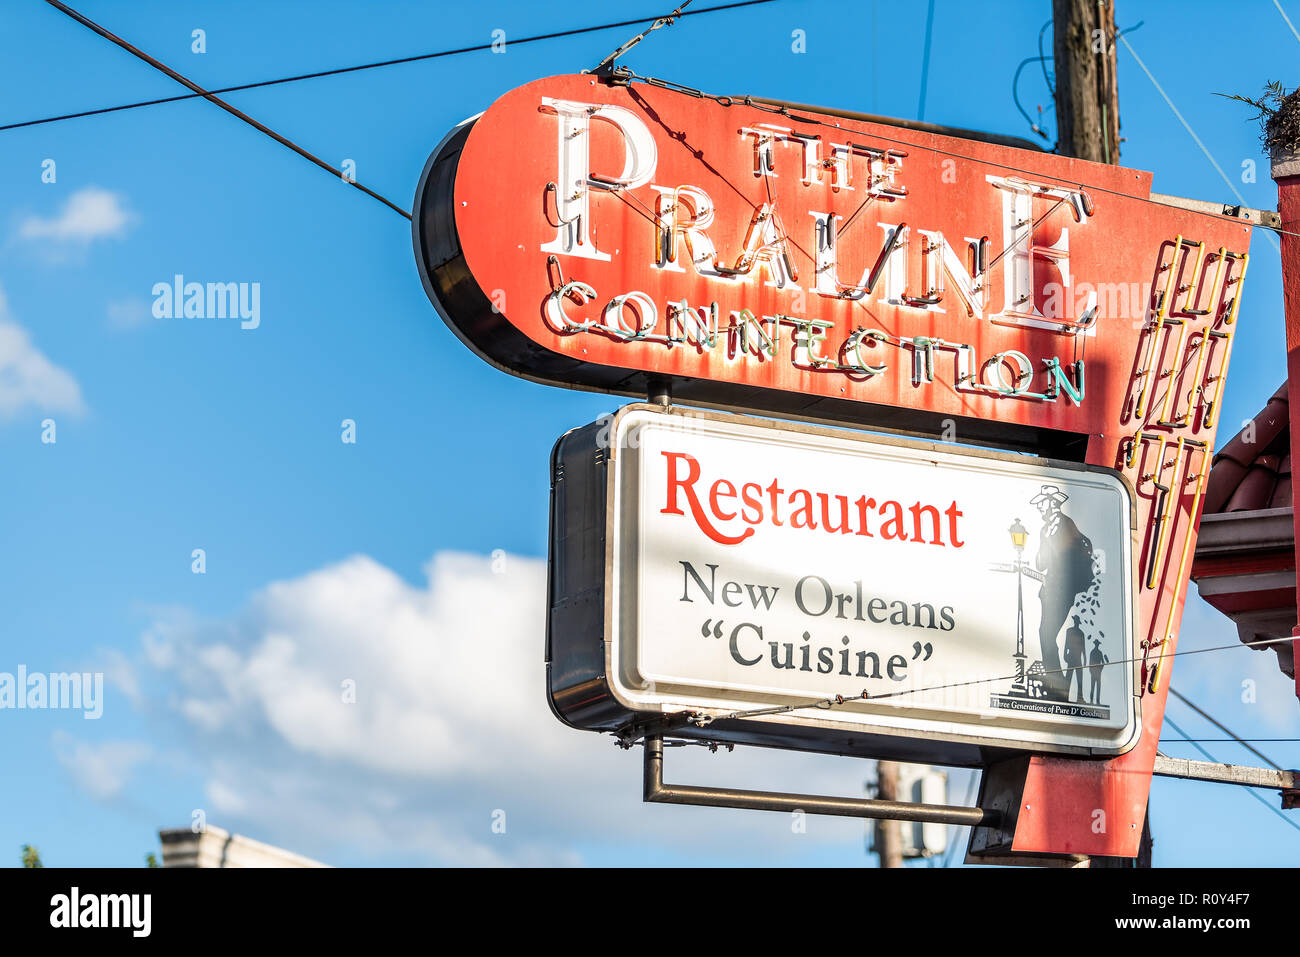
[1277,155,1300,703]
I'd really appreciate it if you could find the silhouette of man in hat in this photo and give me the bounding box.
[1063,614,1086,703]
[1032,485,1096,701]
[1088,638,1109,704]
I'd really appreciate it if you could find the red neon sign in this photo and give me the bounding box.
[415,73,1249,450]
[413,73,1254,859]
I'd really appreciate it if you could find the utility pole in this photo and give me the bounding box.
[1052,0,1152,867]
[1052,0,1120,163]
[876,761,905,868]
[870,5,1125,871]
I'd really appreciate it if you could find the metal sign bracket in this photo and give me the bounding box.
[1151,752,1297,792]
[640,736,1003,828]
[1149,191,1282,231]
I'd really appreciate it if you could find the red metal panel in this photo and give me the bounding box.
[1279,169,1300,702]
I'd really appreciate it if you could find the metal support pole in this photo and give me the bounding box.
[1149,192,1282,231]
[642,737,1001,827]
[1152,753,1297,791]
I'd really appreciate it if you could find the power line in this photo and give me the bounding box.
[916,0,935,122]
[1274,0,1300,46]
[1115,29,1281,254]
[684,634,1297,728]
[1162,738,1300,744]
[1168,685,1284,771]
[1011,56,1054,143]
[1114,32,1238,204]
[30,1,1288,244]
[6,0,779,134]
[45,0,412,218]
[1161,715,1300,836]
[1037,19,1055,97]
[612,68,1300,242]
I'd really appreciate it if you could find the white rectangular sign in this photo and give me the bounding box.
[606,407,1140,756]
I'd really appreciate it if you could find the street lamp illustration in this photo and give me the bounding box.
[990,514,1045,698]
[1009,518,1029,694]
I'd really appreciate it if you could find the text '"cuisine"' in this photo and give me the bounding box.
[659,450,965,547]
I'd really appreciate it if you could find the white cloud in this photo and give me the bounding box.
[18,187,132,244]
[131,550,892,866]
[150,552,573,779]
[99,647,141,707]
[53,734,151,800]
[205,778,248,815]
[106,298,154,331]
[0,285,85,418]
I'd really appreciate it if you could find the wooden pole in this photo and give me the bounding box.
[1052,0,1120,163]
[876,761,905,868]
[1053,0,1150,867]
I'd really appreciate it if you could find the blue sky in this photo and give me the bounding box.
[0,0,1296,867]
